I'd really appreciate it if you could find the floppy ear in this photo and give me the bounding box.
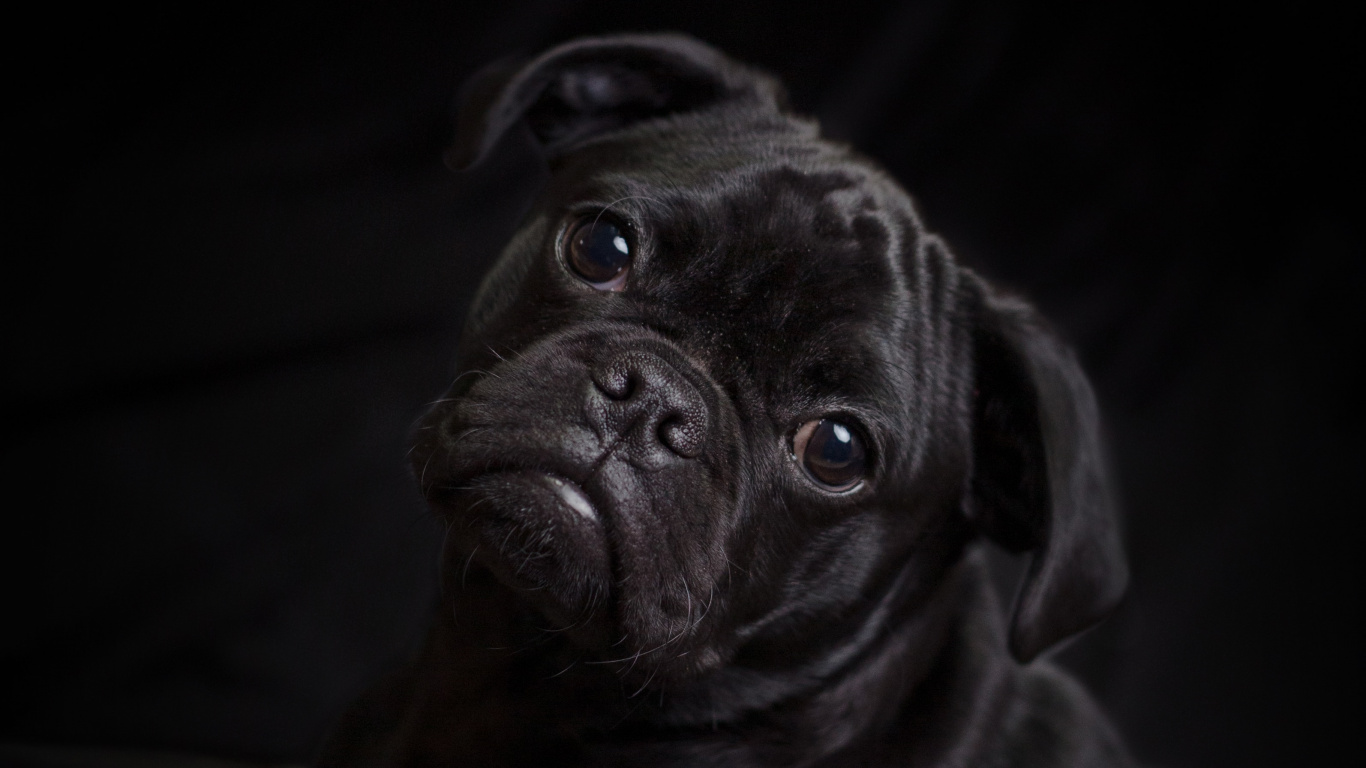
[446,33,788,169]
[966,275,1128,663]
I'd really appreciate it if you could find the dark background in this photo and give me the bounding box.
[5,1,1360,766]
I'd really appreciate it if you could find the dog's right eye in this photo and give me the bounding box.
[564,215,632,290]
[792,418,867,491]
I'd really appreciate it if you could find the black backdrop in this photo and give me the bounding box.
[6,2,1360,766]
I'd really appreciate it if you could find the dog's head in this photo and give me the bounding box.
[413,34,1126,686]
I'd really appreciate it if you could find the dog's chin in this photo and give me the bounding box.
[431,468,734,682]
[437,470,614,642]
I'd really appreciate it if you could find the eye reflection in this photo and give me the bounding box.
[792,418,867,490]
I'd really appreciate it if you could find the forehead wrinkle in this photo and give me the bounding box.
[579,138,929,394]
[632,160,901,336]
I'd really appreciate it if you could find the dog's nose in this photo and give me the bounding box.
[590,350,708,459]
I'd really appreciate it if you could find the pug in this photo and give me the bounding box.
[320,33,1133,768]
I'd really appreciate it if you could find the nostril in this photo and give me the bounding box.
[594,368,635,400]
[659,412,705,458]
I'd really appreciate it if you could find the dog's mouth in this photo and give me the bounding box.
[540,472,599,523]
[427,460,616,637]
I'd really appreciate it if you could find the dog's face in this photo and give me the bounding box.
[413,35,1126,687]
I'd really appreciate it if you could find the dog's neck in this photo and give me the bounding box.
[593,546,1009,766]
[345,543,1017,767]
[652,541,968,723]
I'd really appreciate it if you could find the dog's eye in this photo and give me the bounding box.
[564,215,631,290]
[792,418,867,491]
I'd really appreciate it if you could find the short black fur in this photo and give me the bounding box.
[320,33,1132,768]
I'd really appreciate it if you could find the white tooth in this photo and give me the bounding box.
[549,476,597,521]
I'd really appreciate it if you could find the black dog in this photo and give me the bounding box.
[320,34,1133,767]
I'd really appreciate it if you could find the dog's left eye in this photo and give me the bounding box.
[792,418,867,491]
[564,215,632,290]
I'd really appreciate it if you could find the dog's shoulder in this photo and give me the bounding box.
[989,662,1134,768]
[852,552,1134,768]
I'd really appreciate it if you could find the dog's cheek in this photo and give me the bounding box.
[787,519,886,605]
[729,512,890,643]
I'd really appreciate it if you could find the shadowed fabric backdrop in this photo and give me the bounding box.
[6,2,1359,766]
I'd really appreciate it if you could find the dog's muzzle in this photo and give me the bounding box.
[413,329,739,653]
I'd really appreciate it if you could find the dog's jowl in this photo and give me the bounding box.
[321,34,1134,768]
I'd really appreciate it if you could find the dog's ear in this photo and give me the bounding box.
[965,275,1128,663]
[446,33,787,169]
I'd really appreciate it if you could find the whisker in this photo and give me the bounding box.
[461,545,479,589]
[545,656,582,680]
[628,666,660,699]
